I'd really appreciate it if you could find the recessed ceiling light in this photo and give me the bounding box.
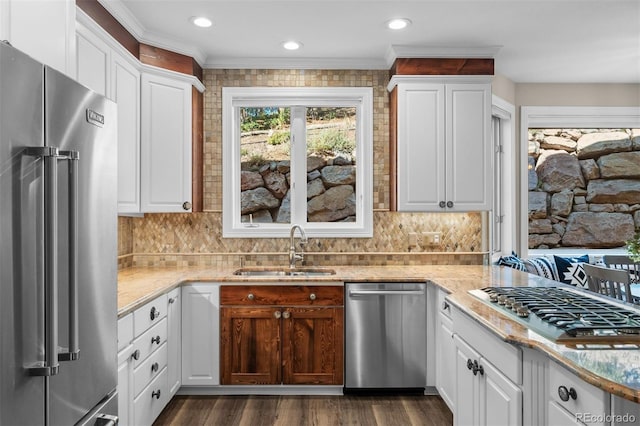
[191,16,212,28]
[387,18,411,30]
[282,41,302,51]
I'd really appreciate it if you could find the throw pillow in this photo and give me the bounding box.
[496,251,527,271]
[554,255,589,288]
[524,256,559,281]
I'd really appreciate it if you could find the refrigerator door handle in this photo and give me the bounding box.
[25,147,61,376]
[58,150,80,362]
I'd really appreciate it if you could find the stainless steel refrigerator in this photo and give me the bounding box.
[0,42,118,425]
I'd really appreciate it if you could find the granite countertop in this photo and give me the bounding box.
[117,264,640,403]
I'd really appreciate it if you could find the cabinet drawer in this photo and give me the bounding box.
[133,367,168,426]
[118,313,134,352]
[221,285,343,306]
[134,294,168,336]
[134,342,168,397]
[451,305,521,384]
[548,361,609,425]
[132,318,167,368]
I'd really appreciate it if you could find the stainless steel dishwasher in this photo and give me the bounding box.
[344,282,427,392]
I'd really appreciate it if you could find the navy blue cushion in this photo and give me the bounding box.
[496,251,527,271]
[554,255,589,288]
[524,256,559,281]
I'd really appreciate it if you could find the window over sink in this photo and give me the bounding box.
[222,87,373,238]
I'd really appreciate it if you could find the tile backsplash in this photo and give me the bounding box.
[117,68,488,268]
[118,211,486,268]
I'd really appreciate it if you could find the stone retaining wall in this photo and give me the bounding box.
[528,128,640,249]
[241,155,356,223]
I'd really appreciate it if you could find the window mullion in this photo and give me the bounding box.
[290,106,307,226]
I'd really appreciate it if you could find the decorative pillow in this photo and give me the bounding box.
[524,256,559,281]
[496,251,527,271]
[554,255,589,288]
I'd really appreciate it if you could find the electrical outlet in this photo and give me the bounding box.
[408,232,418,248]
[422,232,442,246]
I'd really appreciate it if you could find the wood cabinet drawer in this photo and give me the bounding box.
[133,342,168,397]
[548,361,609,425]
[132,317,167,368]
[133,366,168,426]
[134,294,168,336]
[220,285,343,306]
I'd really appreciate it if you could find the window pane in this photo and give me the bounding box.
[239,107,291,224]
[306,107,357,223]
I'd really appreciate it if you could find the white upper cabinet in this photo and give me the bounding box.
[391,76,492,212]
[75,11,202,214]
[0,0,75,76]
[140,71,192,212]
[76,18,141,213]
[113,53,141,213]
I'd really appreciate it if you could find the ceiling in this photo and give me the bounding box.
[101,0,640,83]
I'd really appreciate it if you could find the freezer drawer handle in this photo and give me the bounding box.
[95,414,119,426]
[348,290,425,297]
[58,150,80,362]
[25,147,61,376]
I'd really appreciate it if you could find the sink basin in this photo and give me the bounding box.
[233,267,336,277]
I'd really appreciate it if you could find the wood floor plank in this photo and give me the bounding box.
[154,394,453,426]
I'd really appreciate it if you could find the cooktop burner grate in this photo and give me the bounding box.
[470,287,640,344]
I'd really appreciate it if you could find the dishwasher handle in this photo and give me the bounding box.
[348,289,425,297]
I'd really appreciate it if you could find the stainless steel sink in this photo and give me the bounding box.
[233,267,336,277]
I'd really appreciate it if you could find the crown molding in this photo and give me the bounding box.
[97,0,206,67]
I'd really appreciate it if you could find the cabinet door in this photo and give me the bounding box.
[140,73,192,212]
[220,306,281,385]
[117,345,134,426]
[436,313,456,412]
[1,0,75,75]
[181,284,219,386]
[166,288,181,396]
[396,83,445,211]
[454,335,481,426]
[481,358,522,426]
[112,53,141,213]
[282,307,343,385]
[75,23,110,96]
[445,83,492,211]
[548,401,585,425]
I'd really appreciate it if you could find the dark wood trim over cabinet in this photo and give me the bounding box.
[220,285,344,386]
[390,58,494,76]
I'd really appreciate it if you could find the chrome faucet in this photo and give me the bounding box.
[289,224,308,269]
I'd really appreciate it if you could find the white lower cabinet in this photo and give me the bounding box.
[117,294,171,426]
[451,306,522,426]
[181,283,220,386]
[117,314,134,426]
[435,289,456,412]
[167,288,182,397]
[547,361,609,426]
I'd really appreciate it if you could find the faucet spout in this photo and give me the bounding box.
[289,225,308,269]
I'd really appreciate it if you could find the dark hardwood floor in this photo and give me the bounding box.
[154,395,453,426]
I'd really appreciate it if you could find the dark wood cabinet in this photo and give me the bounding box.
[220,286,343,386]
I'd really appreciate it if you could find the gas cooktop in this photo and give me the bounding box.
[469,287,640,346]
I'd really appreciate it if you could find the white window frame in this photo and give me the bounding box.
[222,87,373,238]
[490,95,517,260]
[519,106,640,256]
